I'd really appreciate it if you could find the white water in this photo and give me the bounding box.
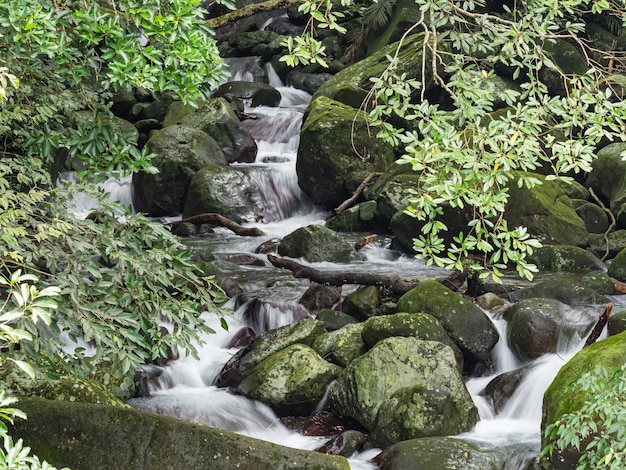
[87,60,608,469]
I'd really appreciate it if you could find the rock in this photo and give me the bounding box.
[299,282,342,314]
[226,317,327,386]
[341,285,381,321]
[505,172,589,246]
[574,201,610,234]
[316,309,358,331]
[297,96,396,208]
[287,71,333,94]
[10,398,350,470]
[540,39,589,96]
[182,165,264,223]
[607,310,626,336]
[588,229,626,259]
[397,280,499,365]
[316,430,367,456]
[325,201,382,232]
[607,245,626,281]
[504,298,576,361]
[508,276,610,306]
[476,293,505,310]
[213,81,282,107]
[586,142,626,228]
[164,98,257,163]
[312,323,366,367]
[278,224,364,262]
[132,125,226,216]
[234,344,342,410]
[235,30,282,56]
[329,337,477,441]
[526,245,606,271]
[361,312,463,368]
[300,411,346,436]
[481,366,529,414]
[375,437,498,470]
[541,331,626,469]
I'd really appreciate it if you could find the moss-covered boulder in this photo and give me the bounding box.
[574,201,610,234]
[296,96,396,207]
[213,81,282,107]
[586,142,626,223]
[278,224,364,262]
[164,98,257,163]
[376,437,498,470]
[504,298,576,361]
[588,229,626,259]
[328,337,477,441]
[234,344,342,410]
[505,172,589,246]
[541,331,626,469]
[361,312,463,368]
[312,322,367,367]
[132,125,226,216]
[325,201,382,232]
[608,310,626,336]
[607,245,626,281]
[341,285,381,321]
[228,318,327,386]
[10,398,350,470]
[526,245,606,272]
[182,165,264,223]
[316,309,358,331]
[508,276,611,306]
[396,280,499,364]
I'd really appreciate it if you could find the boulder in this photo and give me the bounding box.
[234,344,342,410]
[10,398,350,470]
[213,81,282,107]
[574,201,610,234]
[505,172,589,246]
[481,366,529,414]
[396,280,499,364]
[607,309,626,336]
[312,323,367,367]
[133,125,226,216]
[508,276,611,306]
[526,245,606,272]
[607,245,626,281]
[316,309,359,331]
[299,282,342,314]
[586,142,626,228]
[541,331,626,469]
[182,165,264,223]
[341,285,381,321]
[296,96,396,208]
[325,201,382,232]
[588,229,626,259]
[316,430,367,456]
[287,72,333,94]
[376,437,497,470]
[328,337,477,441]
[164,98,257,163]
[278,224,364,262]
[503,298,574,361]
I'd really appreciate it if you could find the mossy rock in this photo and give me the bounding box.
[574,202,610,234]
[608,310,626,336]
[312,322,367,367]
[508,276,611,306]
[526,245,606,272]
[586,142,626,227]
[278,224,364,262]
[325,201,382,232]
[10,398,350,470]
[341,285,381,321]
[316,309,358,331]
[607,245,626,281]
[588,229,626,259]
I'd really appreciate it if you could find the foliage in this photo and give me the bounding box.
[0,271,67,470]
[363,0,626,281]
[541,363,626,469]
[361,0,398,32]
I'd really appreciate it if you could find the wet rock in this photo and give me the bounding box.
[241,298,310,333]
[224,327,256,349]
[287,71,333,94]
[481,366,530,414]
[574,201,610,234]
[341,285,381,321]
[508,276,610,305]
[316,430,367,456]
[607,309,626,336]
[214,81,282,107]
[607,245,626,281]
[312,322,366,367]
[316,309,358,331]
[397,280,499,365]
[301,412,346,436]
[299,282,342,314]
[586,142,626,227]
[255,237,280,254]
[234,344,342,410]
[329,337,477,444]
[526,245,606,272]
[325,201,382,232]
[476,292,505,310]
[278,224,365,262]
[588,229,626,259]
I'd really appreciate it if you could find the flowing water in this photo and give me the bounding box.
[88,59,610,468]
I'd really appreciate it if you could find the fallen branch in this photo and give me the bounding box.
[334,172,382,214]
[168,213,266,237]
[267,254,417,296]
[205,0,301,29]
[583,302,612,348]
[354,234,377,250]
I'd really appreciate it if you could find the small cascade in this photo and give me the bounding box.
[56,172,134,218]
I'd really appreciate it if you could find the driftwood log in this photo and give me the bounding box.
[583,303,613,348]
[168,213,266,237]
[267,254,418,296]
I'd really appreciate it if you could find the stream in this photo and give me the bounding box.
[82,58,613,469]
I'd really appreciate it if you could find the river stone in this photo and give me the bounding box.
[164,98,257,163]
[213,81,282,107]
[278,224,364,262]
[132,125,226,216]
[297,96,396,208]
[607,245,626,281]
[525,245,606,272]
[396,280,499,364]
[586,142,626,227]
[575,201,610,234]
[504,172,589,246]
[608,309,626,336]
[541,331,626,470]
[328,337,477,434]
[286,71,333,94]
[229,317,327,386]
[182,164,264,223]
[10,398,350,470]
[481,366,529,414]
[316,430,367,456]
[361,312,463,368]
[341,285,381,321]
[508,276,610,305]
[325,201,382,232]
[234,344,342,409]
[316,309,358,331]
[312,323,366,367]
[376,437,498,470]
[299,282,342,314]
[503,298,574,361]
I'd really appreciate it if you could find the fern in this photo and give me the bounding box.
[362,0,398,31]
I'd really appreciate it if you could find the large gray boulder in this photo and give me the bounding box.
[183,165,264,223]
[164,98,257,163]
[296,96,396,208]
[133,125,226,216]
[396,280,499,365]
[10,398,350,470]
[329,337,477,445]
[278,224,364,262]
[234,344,342,409]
